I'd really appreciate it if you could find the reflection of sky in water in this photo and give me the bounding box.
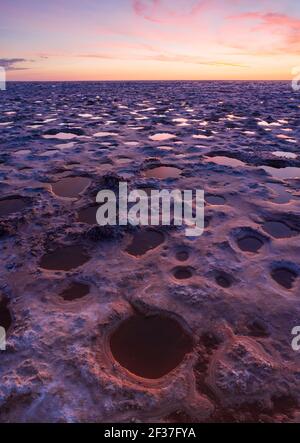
[43,132,79,140]
[149,133,177,141]
[272,151,297,159]
[205,156,246,168]
[267,183,291,204]
[262,166,300,180]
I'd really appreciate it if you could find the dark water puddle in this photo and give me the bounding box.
[126,229,165,257]
[0,197,28,217]
[173,267,193,280]
[238,236,263,253]
[144,166,181,179]
[206,195,226,205]
[263,221,297,239]
[110,314,193,379]
[176,250,189,262]
[78,205,98,225]
[0,295,12,331]
[267,183,291,204]
[40,245,90,271]
[51,176,91,198]
[215,271,232,288]
[60,282,90,301]
[271,268,298,289]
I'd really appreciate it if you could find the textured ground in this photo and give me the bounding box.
[0,81,300,423]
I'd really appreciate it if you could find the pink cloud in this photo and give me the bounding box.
[132,0,211,24]
[223,11,300,54]
[77,50,247,68]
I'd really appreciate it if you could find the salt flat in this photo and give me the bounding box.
[0,81,299,423]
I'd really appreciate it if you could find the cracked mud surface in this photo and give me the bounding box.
[0,81,300,423]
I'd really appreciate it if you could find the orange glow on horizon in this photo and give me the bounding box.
[2,1,300,81]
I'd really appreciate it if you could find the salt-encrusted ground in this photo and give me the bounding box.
[0,81,300,423]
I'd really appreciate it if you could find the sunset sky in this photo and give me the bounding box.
[1,0,300,81]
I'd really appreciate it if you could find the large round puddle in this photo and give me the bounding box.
[51,177,91,198]
[0,197,28,217]
[126,229,165,257]
[144,166,181,180]
[237,236,264,253]
[110,315,193,379]
[173,267,193,280]
[40,245,90,271]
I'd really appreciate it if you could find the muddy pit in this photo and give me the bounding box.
[263,221,298,239]
[40,245,90,271]
[237,236,264,253]
[172,267,194,280]
[60,282,90,301]
[175,250,190,262]
[126,229,165,257]
[206,195,226,205]
[109,314,193,379]
[215,271,233,288]
[271,268,298,289]
[0,197,29,217]
[77,205,98,225]
[51,176,91,198]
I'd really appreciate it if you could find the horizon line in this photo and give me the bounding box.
[6,79,291,83]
